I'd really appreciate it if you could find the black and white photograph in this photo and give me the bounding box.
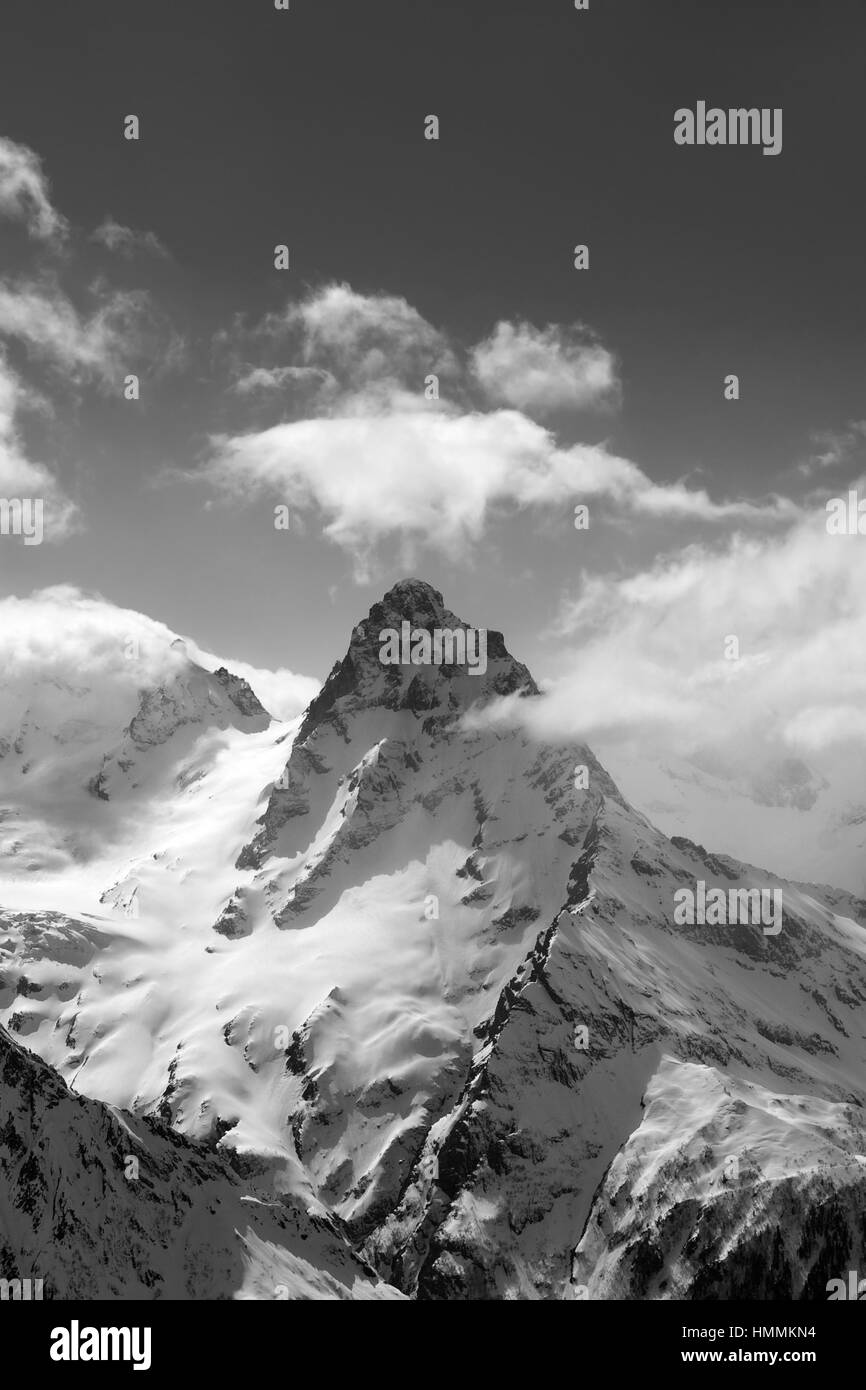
[0,0,865,1359]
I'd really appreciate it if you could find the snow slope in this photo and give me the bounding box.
[0,1022,402,1300]
[597,741,866,898]
[571,1057,866,1300]
[0,645,272,883]
[2,578,865,1300]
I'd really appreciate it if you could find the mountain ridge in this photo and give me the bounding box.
[1,578,864,1300]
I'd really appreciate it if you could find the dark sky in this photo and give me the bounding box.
[3,0,863,465]
[1,0,864,678]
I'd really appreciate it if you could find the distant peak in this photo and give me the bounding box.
[212,667,270,720]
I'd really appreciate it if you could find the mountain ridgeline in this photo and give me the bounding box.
[1,579,865,1301]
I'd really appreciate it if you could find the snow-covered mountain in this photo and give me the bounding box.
[0,641,271,885]
[0,1020,401,1300]
[2,578,865,1300]
[596,740,866,899]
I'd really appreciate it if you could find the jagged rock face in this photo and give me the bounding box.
[297,579,538,747]
[361,798,866,1299]
[237,580,582,877]
[213,667,270,720]
[200,580,612,1233]
[3,577,866,1302]
[0,1023,401,1300]
[89,662,271,801]
[568,1060,866,1301]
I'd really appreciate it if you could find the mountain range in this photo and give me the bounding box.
[1,579,864,1300]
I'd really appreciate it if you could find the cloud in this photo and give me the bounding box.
[0,276,181,386]
[204,396,794,576]
[232,364,335,395]
[91,216,169,259]
[473,506,866,763]
[0,137,184,544]
[0,586,184,706]
[202,284,795,576]
[0,136,67,242]
[221,282,458,404]
[0,140,181,389]
[471,320,620,414]
[283,281,457,389]
[798,420,866,477]
[0,587,314,868]
[0,586,317,740]
[221,286,621,421]
[0,355,79,539]
[0,585,319,878]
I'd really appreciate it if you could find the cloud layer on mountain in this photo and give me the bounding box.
[469,506,865,761]
[0,585,316,740]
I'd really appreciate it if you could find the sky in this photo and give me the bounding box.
[1,0,866,772]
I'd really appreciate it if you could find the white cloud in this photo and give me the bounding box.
[226,282,457,402]
[204,396,794,576]
[0,588,317,878]
[0,587,317,737]
[201,285,797,578]
[0,355,79,539]
[232,364,336,395]
[471,320,620,414]
[229,287,620,420]
[478,508,866,761]
[285,281,456,387]
[0,589,178,703]
[0,139,183,541]
[0,277,178,386]
[91,216,168,259]
[0,136,67,242]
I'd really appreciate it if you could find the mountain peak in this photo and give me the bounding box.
[370,579,448,626]
[297,579,538,743]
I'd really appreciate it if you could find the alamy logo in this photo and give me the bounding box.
[826,490,866,534]
[674,103,782,156]
[0,1277,43,1300]
[0,497,43,545]
[379,621,487,676]
[826,1271,866,1300]
[50,1321,152,1372]
[673,880,782,935]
